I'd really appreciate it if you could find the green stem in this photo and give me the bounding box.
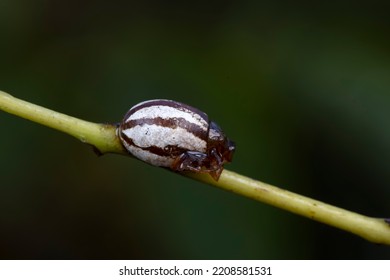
[1,90,390,245]
[0,90,125,154]
[186,171,390,245]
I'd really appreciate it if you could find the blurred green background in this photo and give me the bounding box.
[1,0,390,259]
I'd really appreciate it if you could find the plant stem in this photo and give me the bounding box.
[0,90,125,154]
[1,90,390,245]
[186,171,390,245]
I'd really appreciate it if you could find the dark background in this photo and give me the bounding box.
[1,0,390,259]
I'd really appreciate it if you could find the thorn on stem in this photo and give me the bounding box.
[92,145,103,156]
